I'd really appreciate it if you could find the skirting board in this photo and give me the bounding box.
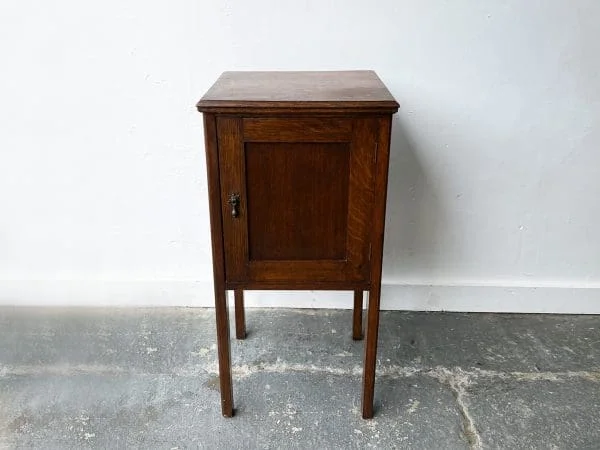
[0,280,598,314]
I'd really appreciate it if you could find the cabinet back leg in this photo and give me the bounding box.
[234,289,246,339]
[353,290,364,340]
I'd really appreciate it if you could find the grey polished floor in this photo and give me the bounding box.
[1,307,599,449]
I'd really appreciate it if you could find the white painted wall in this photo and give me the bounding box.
[1,1,599,312]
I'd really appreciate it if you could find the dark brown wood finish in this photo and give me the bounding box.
[217,116,377,285]
[353,290,364,340]
[217,117,248,281]
[202,113,233,417]
[197,71,399,115]
[243,118,352,142]
[347,118,378,280]
[362,115,393,419]
[234,289,246,340]
[245,142,350,261]
[198,71,398,419]
[226,280,370,291]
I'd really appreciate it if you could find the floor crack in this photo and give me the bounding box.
[428,368,482,449]
[4,361,600,386]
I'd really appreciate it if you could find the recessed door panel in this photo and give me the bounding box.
[245,142,349,261]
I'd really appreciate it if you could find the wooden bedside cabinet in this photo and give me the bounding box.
[196,71,398,419]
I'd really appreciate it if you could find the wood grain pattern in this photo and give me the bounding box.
[198,107,397,116]
[197,71,399,114]
[243,118,352,142]
[362,115,393,419]
[217,116,376,285]
[225,280,370,291]
[199,70,398,419]
[217,117,248,281]
[347,118,378,280]
[234,289,246,340]
[353,290,364,340]
[245,142,350,261]
[203,113,233,417]
[246,260,364,283]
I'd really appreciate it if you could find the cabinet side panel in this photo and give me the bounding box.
[371,115,393,267]
[203,114,226,289]
[347,118,378,280]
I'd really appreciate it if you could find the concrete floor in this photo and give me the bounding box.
[0,307,599,449]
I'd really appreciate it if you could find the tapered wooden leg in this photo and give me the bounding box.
[234,289,246,339]
[204,113,233,417]
[215,286,233,417]
[362,115,392,419]
[362,285,382,419]
[353,290,363,340]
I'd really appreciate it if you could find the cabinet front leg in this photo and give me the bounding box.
[353,290,363,340]
[362,115,392,419]
[362,284,382,419]
[234,289,246,339]
[215,285,233,417]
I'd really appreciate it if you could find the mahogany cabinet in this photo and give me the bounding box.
[197,71,398,419]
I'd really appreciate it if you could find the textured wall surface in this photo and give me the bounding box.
[1,1,598,311]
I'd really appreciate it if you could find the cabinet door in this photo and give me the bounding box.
[217,117,378,286]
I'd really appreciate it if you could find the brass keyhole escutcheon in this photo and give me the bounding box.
[228,193,240,218]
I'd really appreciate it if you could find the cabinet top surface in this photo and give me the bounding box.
[197,71,399,114]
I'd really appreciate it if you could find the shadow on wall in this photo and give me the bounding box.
[382,115,446,284]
